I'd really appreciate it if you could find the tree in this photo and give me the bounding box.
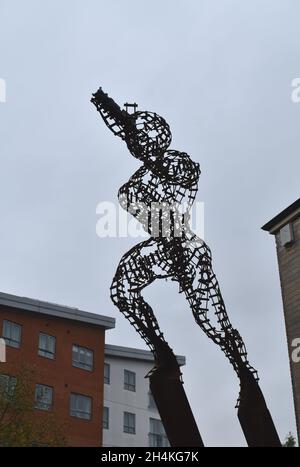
[282,432,296,447]
[0,365,66,446]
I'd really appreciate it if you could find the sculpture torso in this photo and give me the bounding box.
[118,150,201,237]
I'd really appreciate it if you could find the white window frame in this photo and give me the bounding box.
[2,320,22,348]
[103,406,109,430]
[35,384,53,411]
[123,411,136,434]
[70,393,92,420]
[38,332,56,360]
[72,344,94,372]
[124,369,136,392]
[104,362,110,384]
[149,418,169,447]
[0,373,17,398]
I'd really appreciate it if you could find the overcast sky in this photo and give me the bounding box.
[0,0,299,446]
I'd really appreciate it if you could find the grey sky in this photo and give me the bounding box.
[0,0,299,446]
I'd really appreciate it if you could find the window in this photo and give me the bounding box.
[38,333,56,359]
[35,384,53,411]
[148,391,157,410]
[70,393,92,420]
[72,345,93,371]
[103,406,109,430]
[123,412,135,434]
[104,363,110,384]
[2,320,21,348]
[0,374,17,399]
[124,369,136,392]
[280,223,294,247]
[149,418,169,447]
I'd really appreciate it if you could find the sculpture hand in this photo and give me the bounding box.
[91,87,136,140]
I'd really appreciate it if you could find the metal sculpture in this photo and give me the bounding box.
[91,87,281,447]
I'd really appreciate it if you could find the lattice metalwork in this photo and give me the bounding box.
[91,88,281,446]
[91,87,258,386]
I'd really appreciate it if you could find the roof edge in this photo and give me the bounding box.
[105,343,186,366]
[0,291,115,330]
[262,198,300,234]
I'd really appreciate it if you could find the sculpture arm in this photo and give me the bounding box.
[91,87,136,140]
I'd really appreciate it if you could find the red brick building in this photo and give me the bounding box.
[0,291,115,446]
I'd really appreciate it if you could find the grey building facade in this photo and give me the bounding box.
[102,344,185,447]
[262,198,300,443]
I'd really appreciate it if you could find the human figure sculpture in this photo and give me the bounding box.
[91,88,281,447]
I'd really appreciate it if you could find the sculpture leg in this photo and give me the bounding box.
[110,238,171,360]
[237,367,281,447]
[110,238,204,447]
[179,238,281,446]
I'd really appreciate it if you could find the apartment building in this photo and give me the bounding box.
[0,291,115,446]
[103,344,185,447]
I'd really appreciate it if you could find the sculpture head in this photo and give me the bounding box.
[91,88,172,161]
[126,111,172,162]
